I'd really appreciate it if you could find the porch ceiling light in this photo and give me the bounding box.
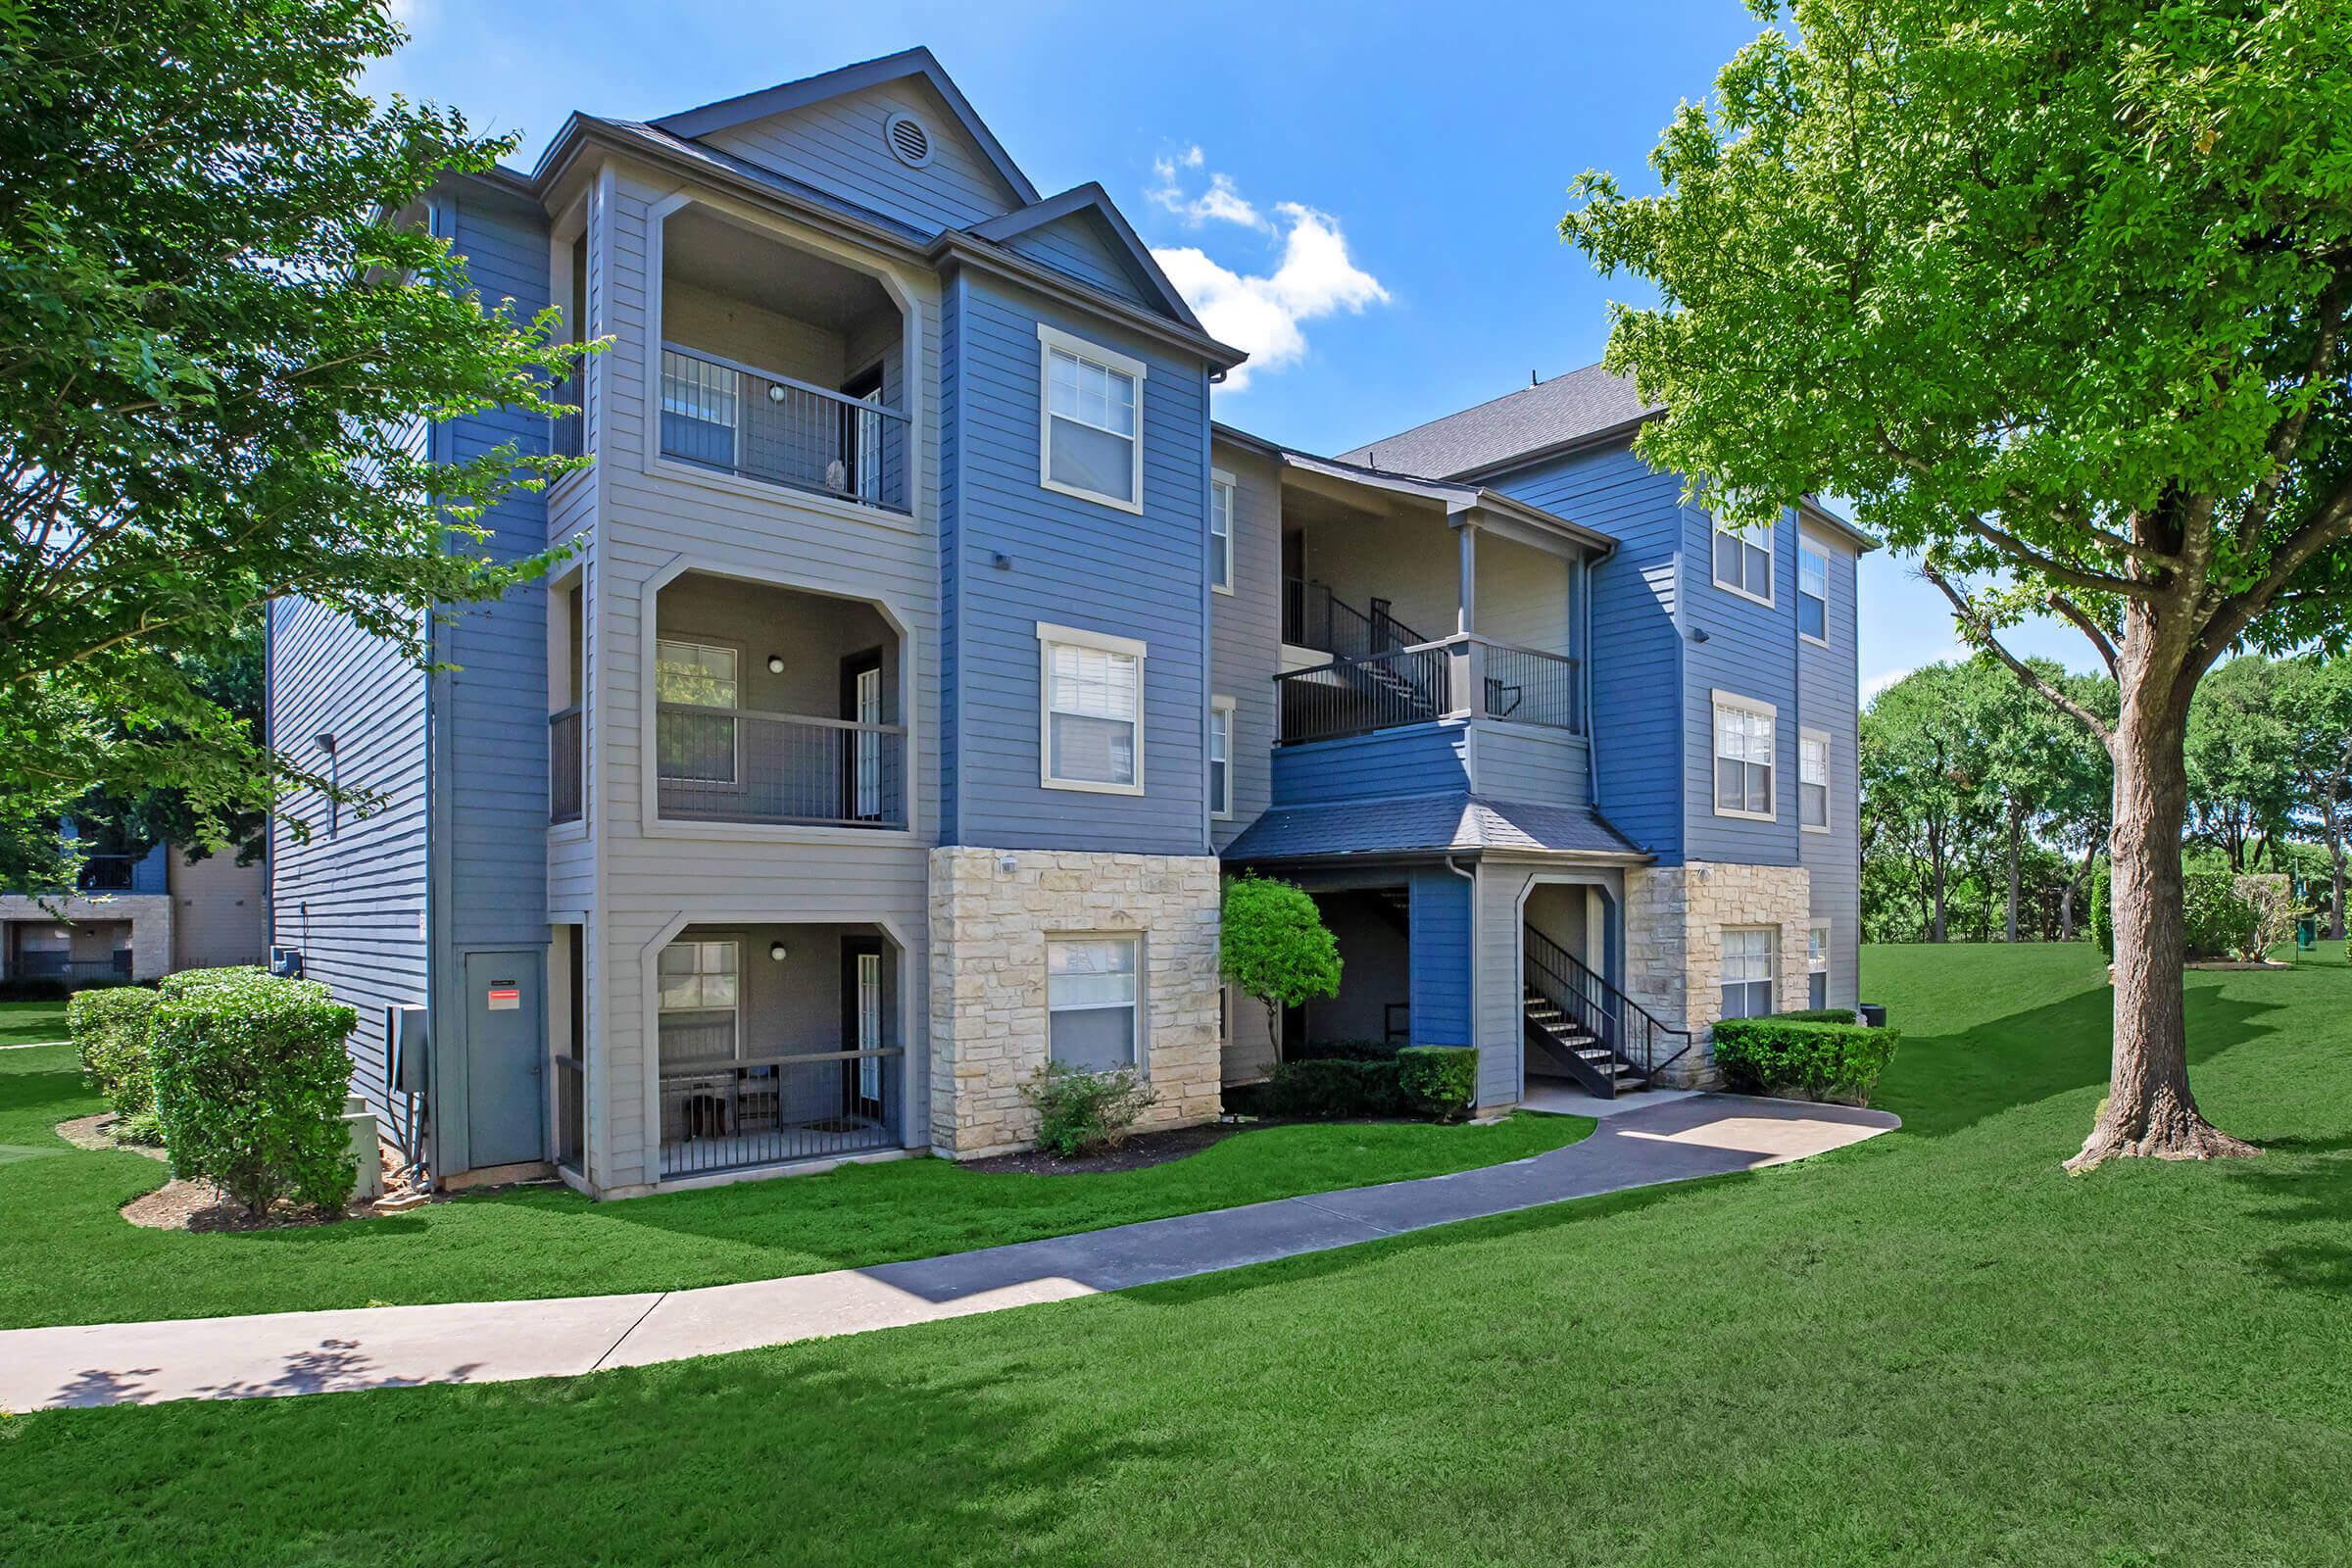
[766,655,785,674]
[766,382,788,405]
[769,942,788,962]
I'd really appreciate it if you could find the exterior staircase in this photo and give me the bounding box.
[1521,924,1691,1099]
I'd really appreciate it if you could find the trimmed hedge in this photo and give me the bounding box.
[69,985,162,1123]
[1396,1046,1477,1122]
[1775,1007,1860,1024]
[150,969,360,1215]
[1711,1017,1900,1106]
[1261,1055,1405,1118]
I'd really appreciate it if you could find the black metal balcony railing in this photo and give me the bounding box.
[659,1047,903,1178]
[548,706,584,825]
[1275,635,1586,747]
[660,345,909,513]
[657,706,906,829]
[13,954,133,983]
[550,374,585,460]
[74,855,139,893]
[1281,577,1430,662]
[552,1054,585,1173]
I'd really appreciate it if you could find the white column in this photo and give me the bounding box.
[1455,519,1477,636]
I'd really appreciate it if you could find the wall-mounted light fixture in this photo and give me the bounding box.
[766,383,788,405]
[768,941,789,962]
[766,655,785,675]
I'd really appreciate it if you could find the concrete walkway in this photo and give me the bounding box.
[0,1094,1896,1411]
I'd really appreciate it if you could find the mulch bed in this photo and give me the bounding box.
[57,1112,441,1232]
[964,1119,1254,1175]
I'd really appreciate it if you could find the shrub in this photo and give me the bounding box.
[2233,874,2300,960]
[1776,1007,1859,1024]
[2181,869,2258,958]
[1220,875,1341,1064]
[70,985,161,1119]
[1291,1038,1399,1063]
[1711,1017,1901,1106]
[149,969,360,1214]
[159,964,268,998]
[0,977,74,1003]
[1396,1046,1478,1121]
[1020,1061,1157,1158]
[1261,1055,1405,1118]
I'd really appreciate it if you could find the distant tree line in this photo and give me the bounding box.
[1862,654,2352,945]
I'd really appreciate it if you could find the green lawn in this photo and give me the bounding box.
[0,1046,1591,1328]
[5,942,2349,1567]
[0,1000,70,1047]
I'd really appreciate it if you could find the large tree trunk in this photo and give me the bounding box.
[1930,821,1949,942]
[2069,667,2259,1171]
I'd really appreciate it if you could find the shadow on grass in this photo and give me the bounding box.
[7,1354,1160,1568]
[2229,1136,2352,1297]
[1874,978,2283,1141]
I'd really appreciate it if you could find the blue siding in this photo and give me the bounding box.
[1406,865,1472,1047]
[1492,443,1687,860]
[942,274,1213,853]
[696,79,1021,236]
[940,274,966,838]
[1680,502,1801,866]
[440,188,556,958]
[1000,211,1151,307]
[1271,724,1469,808]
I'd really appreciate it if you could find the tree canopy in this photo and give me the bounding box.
[0,0,586,890]
[1564,0,2352,1167]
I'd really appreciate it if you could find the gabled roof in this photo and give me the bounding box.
[650,46,1041,207]
[1222,792,1649,864]
[1339,363,1660,480]
[969,184,1205,334]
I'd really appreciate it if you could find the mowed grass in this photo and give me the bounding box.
[4,943,2349,1567]
[0,1045,1590,1328]
[0,1000,70,1047]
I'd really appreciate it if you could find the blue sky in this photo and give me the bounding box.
[371,0,2093,696]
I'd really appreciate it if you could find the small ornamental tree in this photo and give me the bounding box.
[1564,0,2352,1169]
[1219,875,1341,1065]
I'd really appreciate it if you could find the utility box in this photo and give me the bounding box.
[387,1004,429,1096]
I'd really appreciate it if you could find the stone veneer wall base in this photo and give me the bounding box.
[1622,860,1812,1089]
[927,848,1223,1158]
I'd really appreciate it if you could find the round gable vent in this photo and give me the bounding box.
[883,112,933,170]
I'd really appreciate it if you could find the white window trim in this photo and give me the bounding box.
[1720,924,1778,1019]
[1799,726,1832,834]
[657,936,745,1062]
[1808,921,1832,1007]
[1209,694,1236,819]
[1209,468,1237,597]
[1711,514,1775,607]
[1797,532,1832,647]
[1711,689,1778,822]
[655,635,742,790]
[1046,932,1143,1071]
[1038,621,1148,796]
[1037,323,1147,516]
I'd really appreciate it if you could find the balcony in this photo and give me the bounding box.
[656,204,910,514]
[1276,635,1583,747]
[654,572,905,831]
[1283,576,1429,662]
[548,705,583,825]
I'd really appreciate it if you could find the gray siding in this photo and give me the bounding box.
[697,78,1021,235]
[1000,211,1152,308]
[943,273,1213,854]
[267,590,428,1147]
[1209,442,1281,851]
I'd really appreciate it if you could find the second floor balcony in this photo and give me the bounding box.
[1276,634,1585,746]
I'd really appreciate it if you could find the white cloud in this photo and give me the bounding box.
[1145,155,1389,391]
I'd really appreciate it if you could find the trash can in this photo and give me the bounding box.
[2297,916,2317,951]
[1858,1003,1887,1028]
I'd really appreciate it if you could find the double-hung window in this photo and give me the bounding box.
[657,639,739,787]
[1808,923,1831,1009]
[1713,513,1773,603]
[1721,927,1776,1019]
[1209,470,1236,593]
[1040,623,1146,793]
[1798,539,1830,642]
[1209,697,1235,818]
[1799,729,1831,831]
[1713,693,1776,819]
[657,938,740,1064]
[1039,325,1145,513]
[1047,936,1139,1070]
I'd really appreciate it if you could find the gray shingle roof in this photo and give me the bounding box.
[1337,363,1660,479]
[1221,793,1648,864]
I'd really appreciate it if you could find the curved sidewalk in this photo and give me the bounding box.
[0,1094,1897,1411]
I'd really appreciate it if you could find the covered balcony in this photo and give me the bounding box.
[656,922,905,1179]
[654,572,905,831]
[657,206,911,513]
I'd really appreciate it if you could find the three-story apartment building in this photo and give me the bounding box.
[269,48,1871,1198]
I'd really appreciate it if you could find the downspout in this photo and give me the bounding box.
[1581,542,1615,810]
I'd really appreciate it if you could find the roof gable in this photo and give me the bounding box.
[968,185,1203,330]
[652,48,1038,233]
